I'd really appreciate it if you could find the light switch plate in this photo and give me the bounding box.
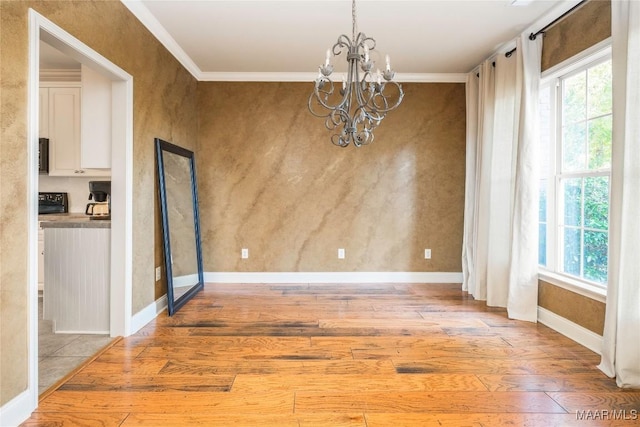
[241,248,249,259]
[155,266,161,281]
[338,248,345,259]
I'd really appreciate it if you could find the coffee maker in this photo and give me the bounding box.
[86,181,111,219]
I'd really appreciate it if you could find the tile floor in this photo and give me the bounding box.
[38,295,114,395]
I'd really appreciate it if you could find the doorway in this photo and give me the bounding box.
[28,9,134,407]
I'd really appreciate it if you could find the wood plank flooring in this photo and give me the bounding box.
[24,283,640,426]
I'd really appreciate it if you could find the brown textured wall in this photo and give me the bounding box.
[197,82,466,273]
[538,281,605,334]
[541,0,611,71]
[0,0,197,405]
[537,0,610,335]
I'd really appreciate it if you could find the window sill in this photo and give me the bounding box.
[538,270,607,304]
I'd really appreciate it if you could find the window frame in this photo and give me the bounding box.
[538,40,611,300]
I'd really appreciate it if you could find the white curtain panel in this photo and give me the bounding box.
[506,34,542,322]
[462,33,541,321]
[462,73,479,294]
[598,0,640,388]
[474,60,496,301]
[486,53,517,308]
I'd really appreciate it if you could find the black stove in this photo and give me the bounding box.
[38,192,68,214]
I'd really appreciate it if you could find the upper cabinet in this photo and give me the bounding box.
[80,64,111,170]
[45,86,85,176]
[40,66,112,177]
[39,87,49,138]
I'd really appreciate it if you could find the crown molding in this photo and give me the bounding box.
[198,71,467,83]
[40,69,81,82]
[477,0,583,70]
[121,0,202,79]
[121,1,466,84]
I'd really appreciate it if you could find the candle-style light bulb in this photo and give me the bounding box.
[342,75,347,90]
[364,45,369,62]
[325,49,331,67]
[376,69,382,85]
[385,55,391,72]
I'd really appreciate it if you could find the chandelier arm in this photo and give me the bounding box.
[308,83,338,117]
[355,33,376,52]
[367,82,404,113]
[352,64,370,111]
[309,78,353,114]
[334,35,352,56]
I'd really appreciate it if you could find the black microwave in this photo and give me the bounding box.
[39,138,49,174]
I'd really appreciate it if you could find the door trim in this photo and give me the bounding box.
[25,8,134,417]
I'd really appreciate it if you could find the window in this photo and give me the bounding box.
[538,49,612,288]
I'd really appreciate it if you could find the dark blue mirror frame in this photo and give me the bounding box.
[155,138,204,316]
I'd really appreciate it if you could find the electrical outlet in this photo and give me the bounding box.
[338,248,345,259]
[241,248,249,259]
[155,266,161,281]
[424,249,432,259]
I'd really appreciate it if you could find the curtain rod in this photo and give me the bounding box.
[504,0,587,58]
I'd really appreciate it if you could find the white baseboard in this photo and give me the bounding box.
[204,271,463,284]
[130,294,167,334]
[0,389,36,427]
[538,306,603,355]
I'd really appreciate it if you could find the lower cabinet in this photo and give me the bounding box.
[42,226,110,333]
[38,227,44,292]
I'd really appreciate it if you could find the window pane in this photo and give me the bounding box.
[563,227,582,276]
[563,71,586,124]
[539,223,547,266]
[562,122,587,171]
[539,179,547,222]
[588,115,612,169]
[584,176,609,230]
[588,60,612,118]
[539,86,551,176]
[584,230,608,284]
[563,178,582,226]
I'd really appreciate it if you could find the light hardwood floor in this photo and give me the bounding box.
[24,283,640,426]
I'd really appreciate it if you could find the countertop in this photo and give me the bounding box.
[39,213,111,229]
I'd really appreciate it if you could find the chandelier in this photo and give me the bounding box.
[308,0,404,147]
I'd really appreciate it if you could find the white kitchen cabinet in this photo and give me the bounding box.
[81,64,112,169]
[43,85,111,177]
[42,225,110,333]
[38,227,44,292]
[39,88,49,138]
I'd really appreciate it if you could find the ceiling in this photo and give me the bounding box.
[40,41,80,69]
[122,0,580,82]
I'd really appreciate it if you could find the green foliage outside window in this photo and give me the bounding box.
[560,60,612,285]
[539,57,611,285]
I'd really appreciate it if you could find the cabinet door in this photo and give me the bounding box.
[39,88,49,138]
[81,64,112,169]
[48,87,82,176]
[38,228,44,292]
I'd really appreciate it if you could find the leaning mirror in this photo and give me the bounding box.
[156,138,204,315]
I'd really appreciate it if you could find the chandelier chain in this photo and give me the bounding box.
[352,0,357,44]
